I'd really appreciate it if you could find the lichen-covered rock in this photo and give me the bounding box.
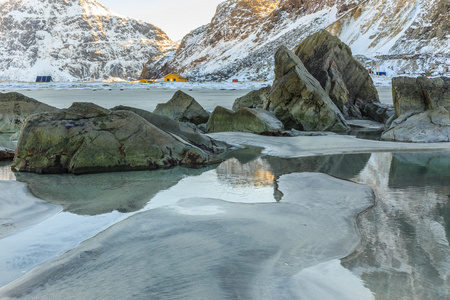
[265,46,349,132]
[381,107,450,142]
[12,102,229,174]
[232,86,271,111]
[0,92,58,133]
[112,105,229,154]
[205,106,283,134]
[153,90,210,125]
[392,76,450,117]
[294,30,380,120]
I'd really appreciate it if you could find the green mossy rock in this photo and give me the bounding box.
[0,92,58,133]
[153,90,210,125]
[12,102,229,174]
[294,30,380,120]
[392,76,450,117]
[232,86,271,111]
[266,46,349,132]
[206,106,283,134]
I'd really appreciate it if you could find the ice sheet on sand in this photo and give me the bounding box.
[0,173,373,299]
[209,132,450,158]
[0,181,61,239]
[289,260,375,300]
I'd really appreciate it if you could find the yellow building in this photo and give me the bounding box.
[163,73,187,82]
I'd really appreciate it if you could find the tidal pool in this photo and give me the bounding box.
[1,140,449,299]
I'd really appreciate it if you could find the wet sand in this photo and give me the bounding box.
[9,88,253,112]
[5,87,393,112]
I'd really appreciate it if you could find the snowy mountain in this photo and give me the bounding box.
[141,0,450,81]
[0,0,177,81]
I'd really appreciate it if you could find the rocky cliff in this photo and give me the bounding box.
[0,0,177,81]
[142,0,450,81]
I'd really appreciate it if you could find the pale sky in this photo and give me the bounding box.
[100,0,225,41]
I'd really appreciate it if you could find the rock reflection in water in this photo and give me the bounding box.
[343,151,450,300]
[216,158,275,187]
[14,167,212,216]
[264,153,371,180]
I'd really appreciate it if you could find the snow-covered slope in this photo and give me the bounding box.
[0,0,177,81]
[142,0,450,81]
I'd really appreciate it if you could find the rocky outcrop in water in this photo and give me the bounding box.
[392,76,450,117]
[12,102,229,174]
[153,90,210,125]
[381,107,450,143]
[264,46,349,132]
[293,30,381,120]
[112,105,228,153]
[0,92,58,133]
[382,76,450,142]
[206,106,283,134]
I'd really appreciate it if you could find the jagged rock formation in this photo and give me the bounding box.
[264,46,349,132]
[12,102,229,174]
[142,0,450,81]
[294,30,380,119]
[0,0,177,81]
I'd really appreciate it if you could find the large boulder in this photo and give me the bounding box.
[232,86,271,111]
[392,76,450,117]
[0,92,58,133]
[112,105,229,154]
[381,107,450,142]
[265,46,349,132]
[153,90,210,125]
[12,102,229,174]
[293,30,380,120]
[205,106,284,134]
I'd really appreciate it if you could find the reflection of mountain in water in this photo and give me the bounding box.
[216,158,275,188]
[343,151,450,300]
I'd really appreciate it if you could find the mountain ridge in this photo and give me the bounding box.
[0,0,178,81]
[142,0,450,81]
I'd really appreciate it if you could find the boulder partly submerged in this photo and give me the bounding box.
[381,76,450,142]
[381,107,450,142]
[112,105,229,154]
[392,76,450,117]
[12,102,230,174]
[0,92,58,133]
[206,106,284,134]
[294,30,381,121]
[153,90,210,125]
[265,45,349,132]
